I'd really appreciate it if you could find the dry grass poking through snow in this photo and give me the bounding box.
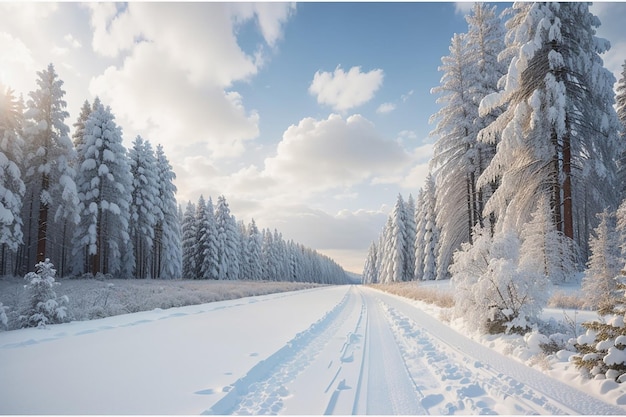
[369,282,455,308]
[0,277,324,330]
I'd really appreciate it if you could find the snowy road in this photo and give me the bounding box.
[1,285,625,414]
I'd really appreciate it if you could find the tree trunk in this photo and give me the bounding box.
[562,131,574,240]
[36,173,49,263]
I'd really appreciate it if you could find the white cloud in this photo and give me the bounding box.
[64,33,82,49]
[309,65,384,112]
[263,113,412,194]
[376,102,396,114]
[0,32,37,92]
[86,2,295,160]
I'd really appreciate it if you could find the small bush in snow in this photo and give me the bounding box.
[451,227,551,335]
[19,259,70,328]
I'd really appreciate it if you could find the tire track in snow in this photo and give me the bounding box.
[369,288,626,415]
[202,286,360,415]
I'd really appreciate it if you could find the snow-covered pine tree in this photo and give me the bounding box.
[430,32,480,281]
[403,194,416,281]
[413,189,426,280]
[19,259,69,328]
[200,196,219,280]
[215,196,240,280]
[362,241,378,284]
[617,60,626,198]
[422,174,440,280]
[262,228,277,281]
[581,208,623,310]
[154,144,181,279]
[237,220,249,280]
[245,219,263,281]
[128,136,160,278]
[0,83,26,274]
[72,101,133,276]
[193,195,210,279]
[519,195,577,284]
[381,194,407,283]
[478,3,621,258]
[21,64,79,272]
[181,201,197,279]
[378,216,393,284]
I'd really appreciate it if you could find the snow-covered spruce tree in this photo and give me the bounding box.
[451,226,551,334]
[413,189,426,280]
[19,259,69,328]
[181,201,197,279]
[0,83,26,274]
[519,195,577,285]
[381,195,407,283]
[200,196,220,280]
[245,219,263,281]
[71,101,133,276]
[21,64,79,272]
[430,32,482,282]
[430,4,507,281]
[573,275,626,382]
[422,174,440,280]
[0,301,8,330]
[403,194,417,281]
[581,208,623,311]
[362,241,379,284]
[154,144,181,279]
[215,196,240,280]
[617,60,626,198]
[128,136,160,278]
[478,3,621,258]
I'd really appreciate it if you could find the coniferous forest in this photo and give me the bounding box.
[362,4,626,337]
[0,64,348,285]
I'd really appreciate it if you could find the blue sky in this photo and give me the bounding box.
[1,2,625,273]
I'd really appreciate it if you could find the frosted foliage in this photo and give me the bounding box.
[19,259,69,328]
[451,228,551,334]
[0,85,25,250]
[155,144,181,279]
[582,209,622,310]
[71,101,132,275]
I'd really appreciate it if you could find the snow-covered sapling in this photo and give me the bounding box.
[20,259,70,328]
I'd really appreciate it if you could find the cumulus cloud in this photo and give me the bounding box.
[86,2,294,160]
[264,113,412,193]
[309,65,384,112]
[454,2,474,16]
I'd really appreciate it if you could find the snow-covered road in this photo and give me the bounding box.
[1,285,625,414]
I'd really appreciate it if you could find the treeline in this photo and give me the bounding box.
[0,63,349,284]
[181,195,348,284]
[364,3,625,286]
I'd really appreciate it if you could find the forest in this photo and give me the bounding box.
[0,65,348,285]
[362,2,626,372]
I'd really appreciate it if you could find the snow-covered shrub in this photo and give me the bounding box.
[19,259,70,328]
[0,302,8,330]
[451,227,551,334]
[573,274,626,382]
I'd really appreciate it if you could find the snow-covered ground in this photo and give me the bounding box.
[1,284,625,414]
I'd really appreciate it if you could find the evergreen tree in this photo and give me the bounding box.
[215,196,240,280]
[181,201,197,279]
[128,136,159,278]
[19,259,69,328]
[413,189,426,280]
[478,3,621,258]
[362,241,378,284]
[72,101,132,276]
[582,208,622,310]
[154,144,181,279]
[245,219,263,281]
[0,83,26,270]
[617,60,626,198]
[403,194,417,281]
[21,64,79,270]
[519,195,576,284]
[422,174,440,280]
